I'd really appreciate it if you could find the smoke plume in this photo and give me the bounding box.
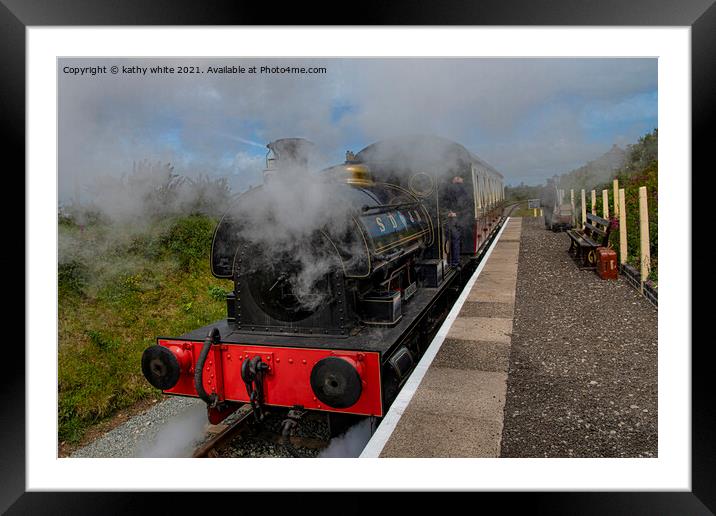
[226,156,360,311]
[318,418,373,458]
[134,402,208,457]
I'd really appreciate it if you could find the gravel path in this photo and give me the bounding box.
[500,217,657,458]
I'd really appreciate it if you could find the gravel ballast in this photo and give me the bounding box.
[70,397,339,458]
[71,396,207,458]
[500,217,657,458]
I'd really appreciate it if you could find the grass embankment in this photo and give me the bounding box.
[58,214,233,444]
[592,161,658,285]
[558,130,658,286]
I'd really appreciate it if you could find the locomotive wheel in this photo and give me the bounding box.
[142,345,181,390]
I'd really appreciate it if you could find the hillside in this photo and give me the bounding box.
[505,144,627,204]
[557,144,628,193]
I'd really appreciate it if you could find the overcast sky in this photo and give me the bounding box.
[59,57,657,199]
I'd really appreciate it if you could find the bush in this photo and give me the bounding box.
[162,215,216,270]
[208,285,230,301]
[59,260,88,296]
[58,212,76,228]
[127,232,165,261]
[623,163,658,284]
[595,162,657,282]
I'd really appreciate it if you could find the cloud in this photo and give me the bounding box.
[582,90,658,127]
[229,151,266,190]
[58,57,657,199]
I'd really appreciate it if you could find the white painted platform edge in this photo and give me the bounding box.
[359,217,512,458]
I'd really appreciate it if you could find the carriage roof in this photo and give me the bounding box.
[355,134,503,181]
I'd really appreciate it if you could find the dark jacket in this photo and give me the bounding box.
[443,181,472,218]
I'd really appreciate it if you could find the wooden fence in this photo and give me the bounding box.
[575,180,655,298]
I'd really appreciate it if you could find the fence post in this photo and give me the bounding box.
[619,188,627,265]
[581,189,586,229]
[570,189,575,226]
[602,189,609,219]
[639,186,651,293]
[613,179,619,218]
[591,190,596,215]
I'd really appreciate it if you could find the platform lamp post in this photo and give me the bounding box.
[570,189,575,227]
[591,189,597,215]
[602,189,609,219]
[581,189,587,229]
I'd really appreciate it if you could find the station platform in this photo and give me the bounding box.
[361,217,522,458]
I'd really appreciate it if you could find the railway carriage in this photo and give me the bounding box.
[141,135,504,435]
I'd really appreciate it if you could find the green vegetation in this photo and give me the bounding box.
[511,207,541,217]
[579,130,658,285]
[58,163,236,444]
[505,183,542,203]
[58,212,233,444]
[162,215,217,270]
[507,129,658,286]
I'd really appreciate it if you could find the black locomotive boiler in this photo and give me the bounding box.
[141,136,505,434]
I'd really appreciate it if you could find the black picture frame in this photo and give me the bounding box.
[5,1,713,513]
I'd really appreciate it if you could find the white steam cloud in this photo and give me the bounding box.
[318,418,373,458]
[134,402,208,458]
[227,157,361,311]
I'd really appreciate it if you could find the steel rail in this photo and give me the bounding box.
[192,409,254,458]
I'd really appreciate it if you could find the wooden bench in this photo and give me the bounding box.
[567,213,613,267]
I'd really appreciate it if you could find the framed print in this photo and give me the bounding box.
[5,0,714,512]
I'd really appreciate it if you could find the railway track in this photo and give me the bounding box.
[192,409,254,457]
[192,407,331,458]
[503,200,529,217]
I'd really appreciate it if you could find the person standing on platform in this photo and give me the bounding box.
[443,175,471,268]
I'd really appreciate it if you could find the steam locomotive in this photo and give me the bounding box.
[141,135,505,435]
